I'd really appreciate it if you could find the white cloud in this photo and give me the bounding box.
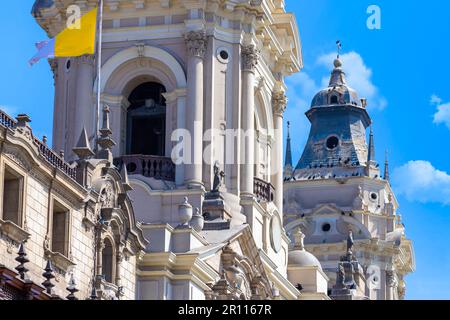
[430,94,443,105]
[317,51,387,110]
[392,161,450,205]
[285,72,319,156]
[430,95,450,130]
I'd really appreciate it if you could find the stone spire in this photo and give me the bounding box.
[284,121,294,179]
[73,127,94,160]
[97,105,116,163]
[285,121,293,168]
[120,164,133,191]
[367,126,375,163]
[384,150,390,182]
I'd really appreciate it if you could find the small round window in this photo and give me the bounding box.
[370,193,378,201]
[65,59,71,72]
[217,48,230,64]
[326,136,339,150]
[322,223,331,232]
[220,50,229,60]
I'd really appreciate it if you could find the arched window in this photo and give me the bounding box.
[330,95,339,104]
[102,238,115,283]
[126,82,167,156]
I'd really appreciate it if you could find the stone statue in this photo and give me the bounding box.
[347,230,354,254]
[212,162,225,193]
[336,263,346,288]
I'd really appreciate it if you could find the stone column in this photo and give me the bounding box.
[272,91,287,216]
[386,270,398,300]
[96,239,105,276]
[75,55,95,154]
[115,252,124,288]
[163,89,187,186]
[184,30,207,188]
[48,58,63,151]
[240,45,259,197]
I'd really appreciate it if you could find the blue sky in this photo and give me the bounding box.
[0,1,449,300]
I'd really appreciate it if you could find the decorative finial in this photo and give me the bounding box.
[293,227,305,250]
[42,135,48,144]
[73,127,95,160]
[15,242,30,280]
[66,273,79,300]
[97,105,116,163]
[336,40,342,57]
[287,121,291,138]
[178,197,193,227]
[367,125,376,163]
[42,260,56,295]
[120,164,133,191]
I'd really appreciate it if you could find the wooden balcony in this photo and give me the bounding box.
[114,155,175,182]
[254,177,275,203]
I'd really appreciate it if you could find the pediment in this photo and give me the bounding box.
[311,204,341,216]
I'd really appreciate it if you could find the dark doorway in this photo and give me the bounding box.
[127,82,166,156]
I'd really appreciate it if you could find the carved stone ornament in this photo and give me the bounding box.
[100,181,115,209]
[4,151,32,171]
[184,30,208,59]
[241,45,260,72]
[386,270,398,288]
[272,91,287,116]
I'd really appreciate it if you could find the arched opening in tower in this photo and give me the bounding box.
[126,82,167,156]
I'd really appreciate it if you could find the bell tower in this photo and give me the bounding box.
[284,53,415,300]
[33,0,303,300]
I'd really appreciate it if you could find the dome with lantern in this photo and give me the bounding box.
[310,57,361,109]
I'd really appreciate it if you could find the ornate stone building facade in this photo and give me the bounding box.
[0,0,414,300]
[22,0,316,300]
[0,110,147,300]
[283,57,415,300]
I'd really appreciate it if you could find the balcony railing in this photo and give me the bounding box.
[114,155,175,182]
[0,110,16,129]
[254,177,275,203]
[0,109,77,181]
[34,137,77,180]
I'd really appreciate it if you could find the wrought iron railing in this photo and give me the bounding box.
[254,177,275,203]
[114,155,176,182]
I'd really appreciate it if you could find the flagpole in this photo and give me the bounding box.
[95,0,104,153]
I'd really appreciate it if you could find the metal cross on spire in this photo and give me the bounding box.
[336,40,342,58]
